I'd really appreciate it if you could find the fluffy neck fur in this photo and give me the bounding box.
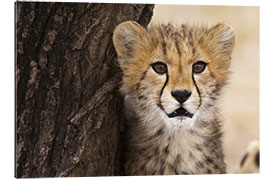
[123,94,226,175]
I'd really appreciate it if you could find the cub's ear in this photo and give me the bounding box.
[207,23,236,58]
[113,21,148,59]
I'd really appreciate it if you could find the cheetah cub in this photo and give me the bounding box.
[113,21,235,175]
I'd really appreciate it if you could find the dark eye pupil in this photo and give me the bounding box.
[194,64,203,70]
[193,61,206,73]
[157,64,164,70]
[152,62,167,74]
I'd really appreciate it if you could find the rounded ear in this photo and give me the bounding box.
[207,23,236,57]
[113,21,148,59]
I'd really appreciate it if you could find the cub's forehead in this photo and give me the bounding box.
[148,23,206,42]
[148,23,204,63]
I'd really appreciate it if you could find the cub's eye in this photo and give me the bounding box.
[193,61,207,74]
[151,62,167,74]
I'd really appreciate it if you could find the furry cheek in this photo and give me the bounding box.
[192,70,220,106]
[183,88,201,113]
[140,70,167,103]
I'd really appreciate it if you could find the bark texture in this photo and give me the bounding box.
[15,2,154,178]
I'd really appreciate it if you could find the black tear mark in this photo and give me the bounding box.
[255,151,260,167]
[158,73,169,109]
[192,74,201,107]
[240,153,248,167]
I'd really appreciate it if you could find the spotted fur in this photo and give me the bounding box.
[113,21,235,175]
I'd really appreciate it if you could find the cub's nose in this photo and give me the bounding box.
[171,90,191,104]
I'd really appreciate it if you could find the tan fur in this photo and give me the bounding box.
[113,21,235,175]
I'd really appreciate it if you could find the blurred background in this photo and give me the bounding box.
[150,5,260,173]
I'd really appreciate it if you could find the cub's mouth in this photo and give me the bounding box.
[168,107,193,118]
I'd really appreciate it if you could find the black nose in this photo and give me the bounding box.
[171,90,191,104]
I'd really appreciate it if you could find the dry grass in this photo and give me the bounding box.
[151,5,260,173]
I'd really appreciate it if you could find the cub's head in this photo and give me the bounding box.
[113,21,235,127]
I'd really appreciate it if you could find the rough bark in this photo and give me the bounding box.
[15,2,154,178]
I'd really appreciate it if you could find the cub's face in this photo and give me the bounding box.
[113,21,235,125]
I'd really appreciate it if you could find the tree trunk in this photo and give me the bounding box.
[15,2,154,178]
